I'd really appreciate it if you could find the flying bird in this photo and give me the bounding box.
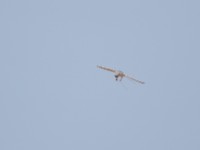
[97,65,145,84]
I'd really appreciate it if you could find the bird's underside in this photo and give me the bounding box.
[97,65,145,84]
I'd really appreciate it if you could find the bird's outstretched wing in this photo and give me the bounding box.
[97,65,116,73]
[125,75,145,84]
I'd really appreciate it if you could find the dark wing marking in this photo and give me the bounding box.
[97,65,116,73]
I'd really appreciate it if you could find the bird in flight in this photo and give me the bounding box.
[97,65,145,84]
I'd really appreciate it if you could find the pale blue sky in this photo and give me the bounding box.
[0,0,200,150]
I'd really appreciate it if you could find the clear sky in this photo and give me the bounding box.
[0,0,200,150]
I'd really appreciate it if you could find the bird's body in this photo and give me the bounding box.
[97,65,145,84]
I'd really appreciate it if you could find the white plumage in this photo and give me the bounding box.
[97,65,145,84]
